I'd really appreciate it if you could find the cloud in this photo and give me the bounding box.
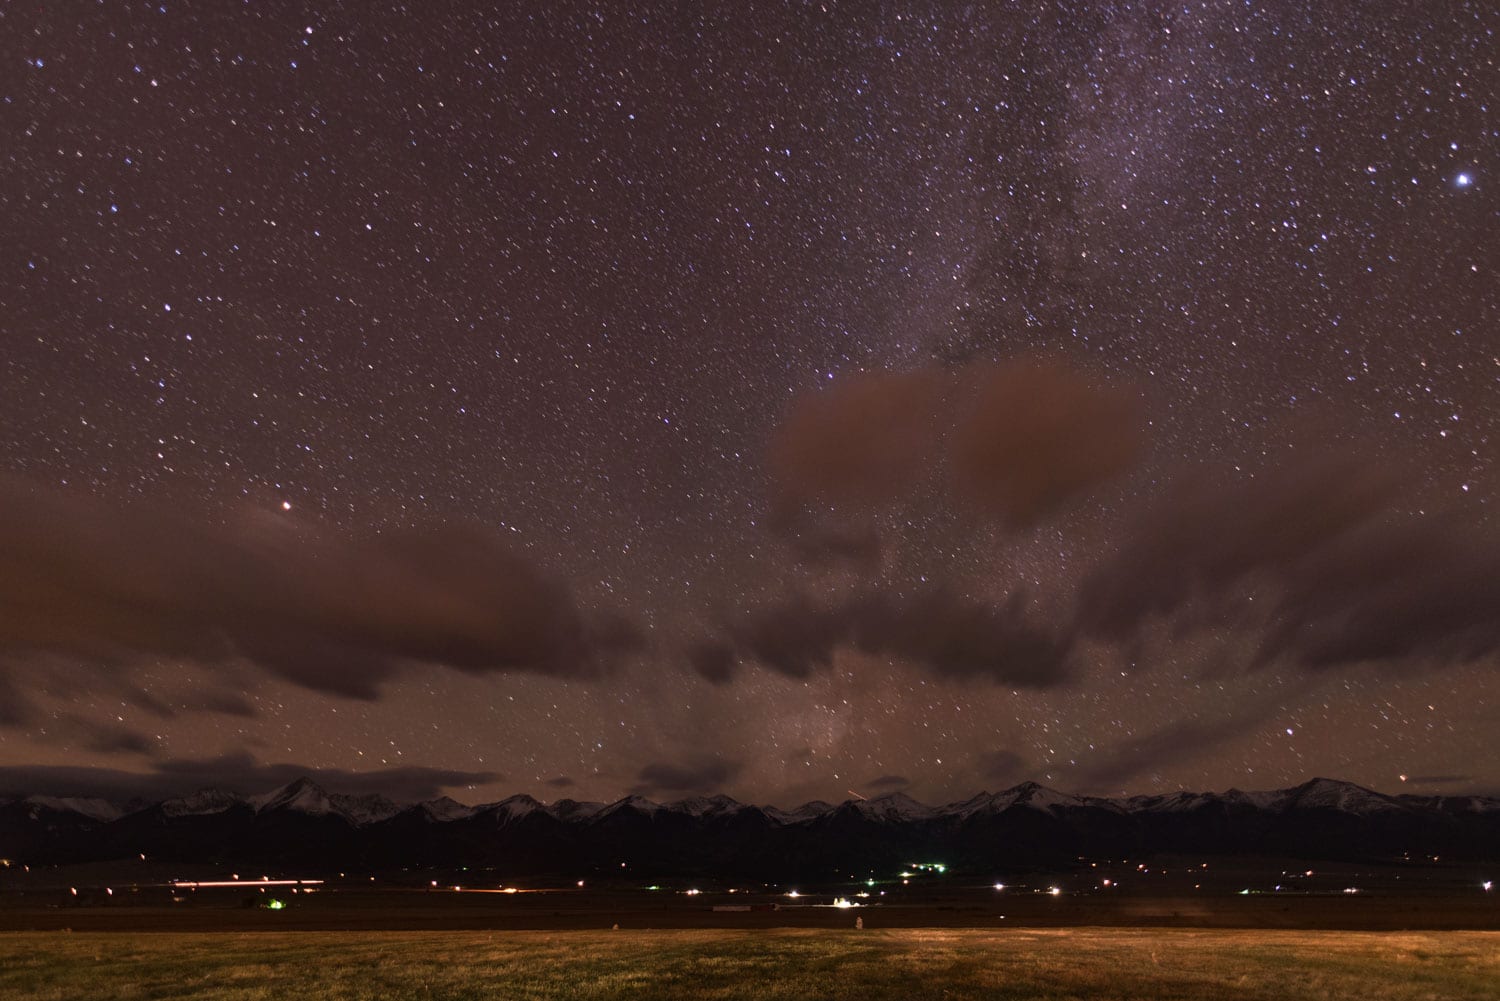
[1076,453,1403,641]
[1072,716,1254,793]
[768,370,944,509]
[543,776,576,789]
[70,718,156,755]
[866,774,910,790]
[975,749,1030,785]
[767,508,884,568]
[1254,514,1500,671]
[767,358,1142,527]
[0,671,35,726]
[947,360,1143,525]
[698,587,1071,687]
[1074,451,1500,674]
[633,758,742,795]
[0,478,642,701]
[686,641,738,685]
[1403,774,1475,787]
[0,751,501,802]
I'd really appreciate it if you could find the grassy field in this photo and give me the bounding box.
[2,927,1496,1000]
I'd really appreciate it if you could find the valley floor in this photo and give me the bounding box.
[2,927,1497,1000]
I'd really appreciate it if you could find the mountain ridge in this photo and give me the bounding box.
[4,776,1496,873]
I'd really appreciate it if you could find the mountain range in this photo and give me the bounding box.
[3,778,1496,877]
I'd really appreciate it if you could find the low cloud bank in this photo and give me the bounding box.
[0,478,641,701]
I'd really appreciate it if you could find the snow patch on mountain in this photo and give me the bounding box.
[417,797,476,822]
[161,789,242,817]
[24,796,126,822]
[667,794,744,818]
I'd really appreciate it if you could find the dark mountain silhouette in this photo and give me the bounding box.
[3,778,1495,876]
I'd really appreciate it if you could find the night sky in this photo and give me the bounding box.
[2,2,1497,808]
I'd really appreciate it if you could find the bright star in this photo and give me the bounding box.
[1455,172,1472,187]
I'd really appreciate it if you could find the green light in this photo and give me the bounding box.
[266,899,286,910]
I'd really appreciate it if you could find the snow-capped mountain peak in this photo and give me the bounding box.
[1285,777,1401,814]
[23,795,126,823]
[417,796,476,822]
[251,777,336,816]
[161,788,242,817]
[850,791,935,822]
[329,791,402,825]
[666,794,743,817]
[479,794,548,823]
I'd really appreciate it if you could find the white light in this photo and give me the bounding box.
[832,897,854,909]
[172,880,323,888]
[1048,887,1062,897]
[993,883,1005,891]
[1484,881,1493,892]
[1456,173,1472,187]
[281,501,292,511]
[786,890,799,898]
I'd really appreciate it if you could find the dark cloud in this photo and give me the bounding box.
[948,360,1143,526]
[866,774,910,790]
[186,690,258,718]
[1403,775,1475,787]
[74,719,156,755]
[1077,453,1403,640]
[975,749,1030,786]
[120,680,256,720]
[1073,716,1255,793]
[768,369,944,509]
[699,587,1070,686]
[686,641,738,685]
[23,714,158,756]
[543,776,576,789]
[768,508,884,569]
[1254,514,1500,672]
[0,671,35,726]
[633,758,742,795]
[0,751,501,802]
[0,478,642,701]
[767,358,1142,527]
[1074,452,1500,674]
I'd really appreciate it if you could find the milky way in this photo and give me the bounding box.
[1,2,1496,806]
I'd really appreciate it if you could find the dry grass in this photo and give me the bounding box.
[2,927,1496,1000]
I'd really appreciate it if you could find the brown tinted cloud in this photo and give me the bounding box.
[1076,449,1500,674]
[768,358,1144,527]
[0,478,641,701]
[694,587,1071,688]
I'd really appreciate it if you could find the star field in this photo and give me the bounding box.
[0,1,1496,806]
